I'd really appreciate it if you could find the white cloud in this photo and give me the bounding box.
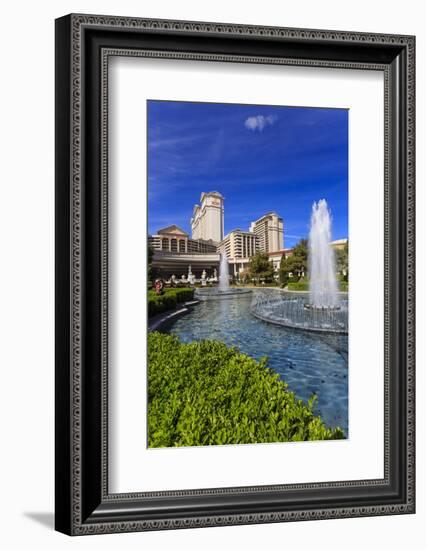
[244,115,277,132]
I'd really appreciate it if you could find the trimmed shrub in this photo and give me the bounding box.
[148,293,177,317]
[166,288,195,303]
[287,281,309,291]
[148,288,195,317]
[148,332,344,447]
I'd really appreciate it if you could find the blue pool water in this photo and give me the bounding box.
[162,292,348,435]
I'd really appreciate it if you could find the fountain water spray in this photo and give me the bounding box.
[219,253,230,292]
[308,199,339,309]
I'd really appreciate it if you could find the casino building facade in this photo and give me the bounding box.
[148,225,220,279]
[148,191,286,281]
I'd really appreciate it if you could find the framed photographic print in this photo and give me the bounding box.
[55,14,415,535]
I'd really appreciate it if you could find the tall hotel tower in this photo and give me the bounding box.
[191,191,224,245]
[249,212,284,253]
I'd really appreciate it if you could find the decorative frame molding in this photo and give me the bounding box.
[55,14,415,536]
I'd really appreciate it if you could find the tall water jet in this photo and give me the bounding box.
[219,253,230,292]
[308,199,339,309]
[250,199,347,333]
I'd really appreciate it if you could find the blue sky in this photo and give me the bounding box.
[147,100,348,247]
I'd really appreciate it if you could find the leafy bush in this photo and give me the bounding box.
[148,288,195,317]
[148,332,344,447]
[339,281,349,292]
[287,281,309,291]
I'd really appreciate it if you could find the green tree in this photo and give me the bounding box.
[292,238,308,260]
[279,238,308,285]
[335,241,349,281]
[147,244,155,285]
[249,252,274,282]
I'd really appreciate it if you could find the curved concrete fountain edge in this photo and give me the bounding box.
[148,301,200,332]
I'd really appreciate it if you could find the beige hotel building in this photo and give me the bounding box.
[191,191,224,244]
[218,229,260,277]
[249,212,284,253]
[218,212,285,278]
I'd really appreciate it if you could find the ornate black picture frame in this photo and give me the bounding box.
[55,14,415,535]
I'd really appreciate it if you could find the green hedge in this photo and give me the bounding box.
[148,288,195,317]
[287,281,349,292]
[287,281,309,291]
[166,288,195,303]
[148,332,344,447]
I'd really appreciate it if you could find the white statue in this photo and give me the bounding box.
[187,265,195,285]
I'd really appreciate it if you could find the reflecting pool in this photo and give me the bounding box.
[161,291,348,435]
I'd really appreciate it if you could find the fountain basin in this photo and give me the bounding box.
[304,303,341,311]
[251,290,348,334]
[195,288,252,300]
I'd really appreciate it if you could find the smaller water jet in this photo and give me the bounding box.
[195,253,252,300]
[219,253,230,292]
